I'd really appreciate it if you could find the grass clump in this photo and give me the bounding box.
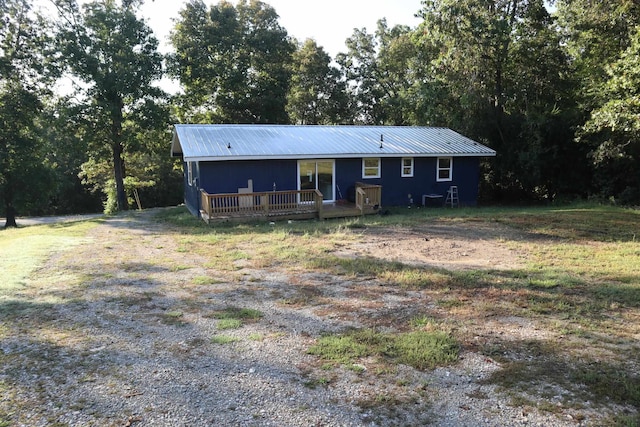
[216,318,242,330]
[210,335,239,345]
[208,306,263,330]
[307,334,371,365]
[389,331,459,370]
[308,328,458,371]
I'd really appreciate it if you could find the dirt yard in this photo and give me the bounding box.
[334,221,527,271]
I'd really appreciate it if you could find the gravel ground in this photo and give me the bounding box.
[0,210,621,426]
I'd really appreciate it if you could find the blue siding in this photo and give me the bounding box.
[185,156,481,216]
[199,160,298,194]
[335,157,479,206]
[183,161,201,216]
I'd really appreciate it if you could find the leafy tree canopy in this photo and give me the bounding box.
[169,0,294,124]
[1,0,59,227]
[55,0,166,212]
[579,26,640,203]
[287,39,351,125]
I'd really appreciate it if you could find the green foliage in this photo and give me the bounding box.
[169,0,294,123]
[0,0,60,226]
[578,27,640,204]
[337,20,418,125]
[56,0,166,212]
[416,0,581,201]
[287,39,350,124]
[556,0,640,107]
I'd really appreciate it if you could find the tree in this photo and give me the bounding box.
[556,0,640,110]
[56,0,164,212]
[578,27,640,203]
[287,39,350,124]
[416,0,578,201]
[555,0,640,202]
[337,20,418,125]
[40,99,104,214]
[169,0,294,124]
[0,0,58,228]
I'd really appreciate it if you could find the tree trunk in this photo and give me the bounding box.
[4,205,17,228]
[112,141,127,211]
[3,182,17,228]
[110,95,127,211]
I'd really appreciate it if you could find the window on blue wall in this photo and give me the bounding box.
[362,158,381,178]
[437,157,453,181]
[187,162,194,186]
[401,158,414,177]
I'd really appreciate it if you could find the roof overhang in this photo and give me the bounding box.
[180,152,495,162]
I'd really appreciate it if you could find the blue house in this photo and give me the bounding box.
[170,125,496,221]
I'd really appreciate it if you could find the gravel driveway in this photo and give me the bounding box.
[0,210,609,426]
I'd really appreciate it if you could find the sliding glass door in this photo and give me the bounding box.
[298,160,334,202]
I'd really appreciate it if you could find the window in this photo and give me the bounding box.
[187,162,194,186]
[436,157,453,181]
[362,158,381,178]
[401,158,414,177]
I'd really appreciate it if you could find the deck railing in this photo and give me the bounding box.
[200,189,323,220]
[355,182,382,213]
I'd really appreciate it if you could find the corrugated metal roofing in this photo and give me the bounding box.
[171,124,496,161]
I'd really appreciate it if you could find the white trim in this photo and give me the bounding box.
[362,158,381,179]
[436,157,453,182]
[401,157,414,177]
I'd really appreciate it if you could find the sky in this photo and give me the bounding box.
[138,0,424,57]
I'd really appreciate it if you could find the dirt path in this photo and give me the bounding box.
[1,213,103,227]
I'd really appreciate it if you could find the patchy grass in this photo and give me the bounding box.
[0,221,97,293]
[160,310,187,326]
[308,326,458,371]
[216,318,242,330]
[1,204,637,424]
[206,306,263,330]
[210,335,240,345]
[155,204,640,422]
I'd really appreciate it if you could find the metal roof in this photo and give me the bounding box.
[171,124,496,162]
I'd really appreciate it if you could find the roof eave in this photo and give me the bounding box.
[183,152,496,162]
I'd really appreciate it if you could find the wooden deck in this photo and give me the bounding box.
[199,183,382,223]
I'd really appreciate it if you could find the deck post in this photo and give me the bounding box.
[200,190,212,223]
[315,189,324,220]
